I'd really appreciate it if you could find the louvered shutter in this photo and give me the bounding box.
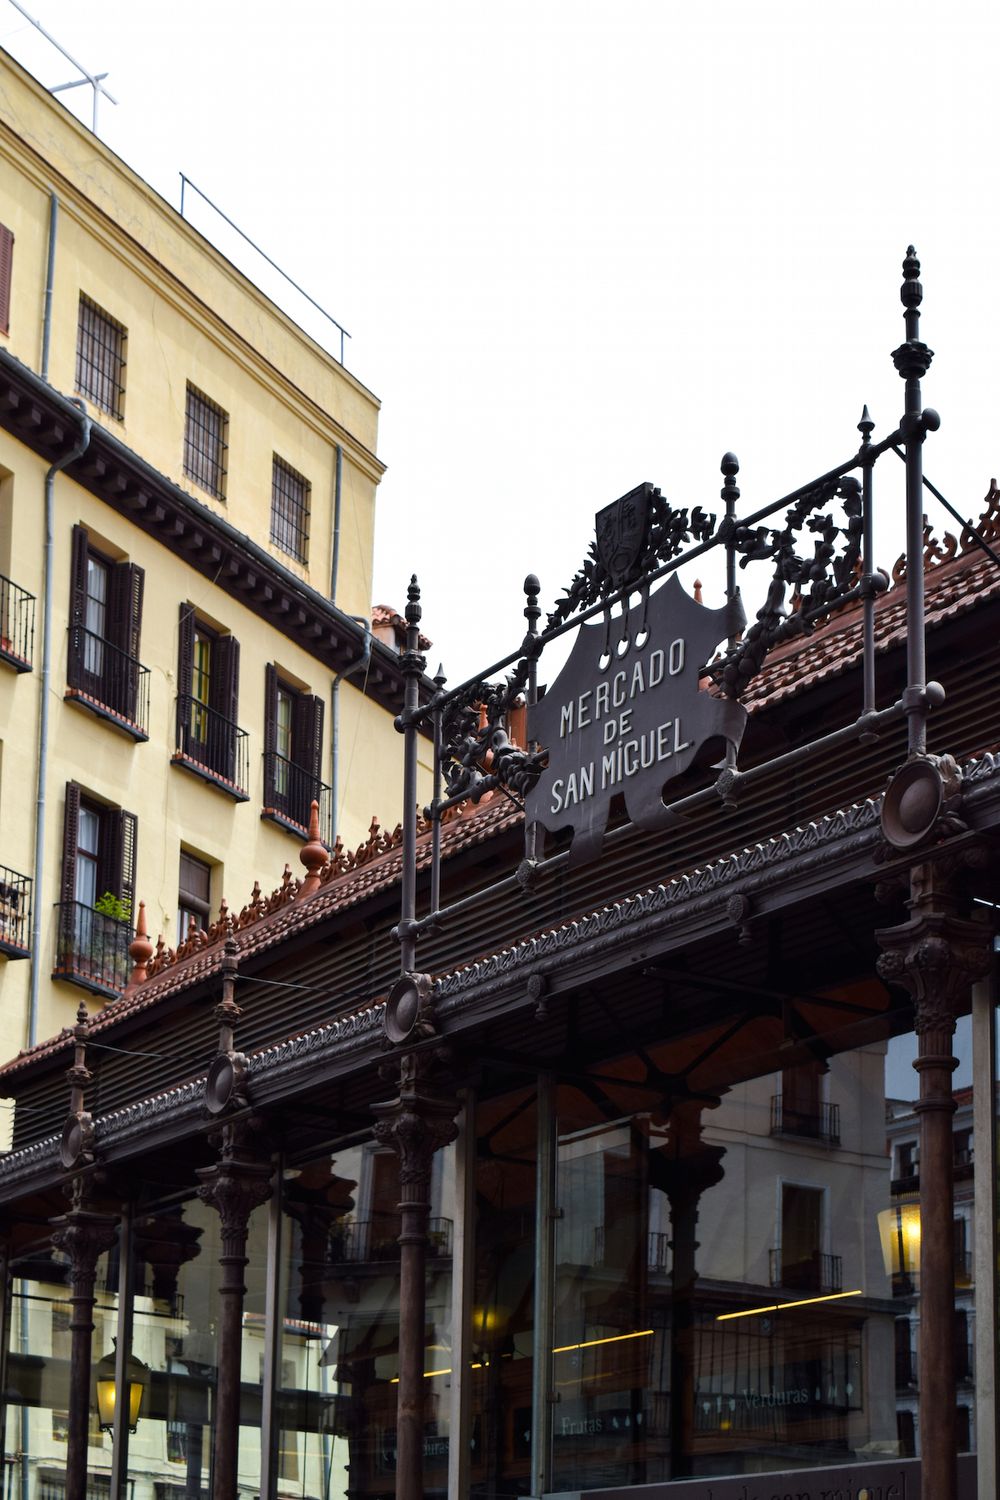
[0,224,13,337]
[292,692,324,828]
[177,604,195,753]
[60,782,82,908]
[67,525,89,690]
[263,663,278,803]
[106,808,138,919]
[108,562,144,718]
[214,635,241,782]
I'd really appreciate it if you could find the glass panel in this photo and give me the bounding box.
[84,555,107,676]
[5,1239,114,1495]
[190,631,211,744]
[543,1002,948,1490]
[469,1086,536,1498]
[277,1136,456,1499]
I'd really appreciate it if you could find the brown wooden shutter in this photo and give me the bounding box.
[214,635,240,724]
[107,808,138,916]
[108,562,144,717]
[67,526,89,691]
[0,224,13,337]
[263,663,278,803]
[60,782,82,908]
[295,693,325,783]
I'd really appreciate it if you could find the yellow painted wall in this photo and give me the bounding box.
[0,52,431,1057]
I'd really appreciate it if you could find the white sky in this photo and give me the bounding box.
[3,1,999,685]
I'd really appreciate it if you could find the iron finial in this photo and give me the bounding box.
[720,452,740,507]
[901,246,922,309]
[434,662,446,690]
[405,574,421,627]
[858,404,875,442]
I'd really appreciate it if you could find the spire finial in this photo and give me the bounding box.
[125,899,154,994]
[299,800,327,895]
[858,405,874,442]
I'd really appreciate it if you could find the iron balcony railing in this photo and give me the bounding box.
[327,1217,453,1265]
[66,624,149,737]
[0,866,32,957]
[53,899,130,997]
[0,572,34,671]
[770,1096,841,1145]
[262,751,332,843]
[593,1225,671,1271]
[173,694,249,800]
[769,1248,843,1293]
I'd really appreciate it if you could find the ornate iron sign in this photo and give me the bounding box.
[526,569,747,863]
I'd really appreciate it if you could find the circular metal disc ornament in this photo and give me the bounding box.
[205,1051,246,1115]
[383,973,431,1045]
[881,759,945,850]
[59,1111,92,1170]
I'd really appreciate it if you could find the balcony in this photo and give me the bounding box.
[770,1096,841,1145]
[593,1225,671,1271]
[262,752,332,843]
[769,1248,843,1293]
[0,572,34,671]
[52,900,130,997]
[327,1217,453,1264]
[0,866,32,957]
[172,694,249,801]
[66,625,149,739]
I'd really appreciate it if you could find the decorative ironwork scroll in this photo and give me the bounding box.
[709,474,865,698]
[437,654,545,803]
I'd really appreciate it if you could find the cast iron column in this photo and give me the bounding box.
[197,1127,273,1500]
[652,1099,724,1478]
[877,859,991,1500]
[373,1054,458,1500]
[50,1184,118,1500]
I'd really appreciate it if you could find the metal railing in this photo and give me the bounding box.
[67,624,149,734]
[769,1249,842,1293]
[53,899,130,996]
[262,751,332,842]
[327,1217,453,1265]
[173,694,249,799]
[592,1225,671,1271]
[0,571,34,670]
[770,1096,841,1145]
[0,865,32,955]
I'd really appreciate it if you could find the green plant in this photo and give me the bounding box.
[94,891,132,924]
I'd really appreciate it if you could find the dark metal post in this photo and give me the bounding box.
[396,576,426,975]
[892,247,937,754]
[859,406,877,717]
[523,574,541,867]
[721,454,739,651]
[877,861,991,1500]
[197,1130,273,1500]
[0,1238,10,1470]
[109,1201,135,1497]
[373,1056,457,1500]
[50,1187,119,1500]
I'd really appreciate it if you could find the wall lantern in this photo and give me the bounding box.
[94,1340,149,1433]
[877,1199,920,1282]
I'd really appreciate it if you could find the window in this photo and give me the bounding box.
[183,383,227,499]
[174,606,245,792]
[263,664,326,835]
[54,783,136,995]
[0,223,13,337]
[178,850,212,943]
[75,294,126,417]
[270,455,310,562]
[66,525,147,733]
[895,1139,919,1180]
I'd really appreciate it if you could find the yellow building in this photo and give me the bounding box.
[0,49,424,1063]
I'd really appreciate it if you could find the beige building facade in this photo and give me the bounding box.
[0,50,425,1067]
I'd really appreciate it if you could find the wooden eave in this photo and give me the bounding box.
[0,350,428,718]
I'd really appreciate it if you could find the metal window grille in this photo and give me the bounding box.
[184,384,228,499]
[75,295,126,417]
[270,455,310,562]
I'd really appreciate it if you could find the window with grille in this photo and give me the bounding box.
[184,384,228,499]
[270,455,310,562]
[76,295,126,417]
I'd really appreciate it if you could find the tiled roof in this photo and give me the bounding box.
[6,493,999,1083]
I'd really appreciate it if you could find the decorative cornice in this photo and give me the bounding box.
[0,350,425,720]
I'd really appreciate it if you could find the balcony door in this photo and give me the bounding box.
[781,1183,824,1292]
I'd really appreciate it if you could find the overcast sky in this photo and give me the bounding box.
[4,1,999,686]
